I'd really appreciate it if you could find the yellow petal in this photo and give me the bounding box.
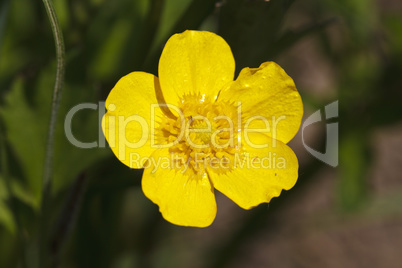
[102,72,166,168]
[219,61,303,144]
[142,148,217,227]
[207,133,299,209]
[158,30,235,106]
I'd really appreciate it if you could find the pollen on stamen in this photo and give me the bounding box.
[156,93,242,173]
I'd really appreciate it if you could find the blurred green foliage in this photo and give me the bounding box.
[0,0,401,267]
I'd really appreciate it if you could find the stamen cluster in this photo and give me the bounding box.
[157,94,241,173]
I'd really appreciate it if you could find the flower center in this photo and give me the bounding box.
[157,94,241,173]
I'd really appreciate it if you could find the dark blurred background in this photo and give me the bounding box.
[0,0,402,267]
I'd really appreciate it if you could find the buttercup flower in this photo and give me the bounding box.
[102,30,303,227]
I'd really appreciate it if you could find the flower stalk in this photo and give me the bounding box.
[40,0,65,266]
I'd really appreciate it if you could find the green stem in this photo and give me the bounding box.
[40,0,65,266]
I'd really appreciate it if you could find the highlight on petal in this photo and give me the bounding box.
[158,30,235,106]
[207,133,299,209]
[142,148,217,227]
[102,72,166,169]
[218,61,303,144]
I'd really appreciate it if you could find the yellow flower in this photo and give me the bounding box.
[102,30,303,227]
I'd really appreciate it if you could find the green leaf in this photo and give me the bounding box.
[143,0,216,73]
[0,60,109,209]
[0,0,43,86]
[0,78,45,208]
[89,19,133,80]
[86,0,149,80]
[0,176,15,233]
[152,0,193,47]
